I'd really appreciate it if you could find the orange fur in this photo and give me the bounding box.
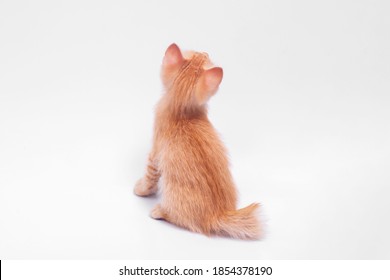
[134,43,261,240]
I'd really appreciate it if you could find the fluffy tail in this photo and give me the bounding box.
[214,203,262,240]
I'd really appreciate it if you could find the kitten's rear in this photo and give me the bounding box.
[134,43,261,240]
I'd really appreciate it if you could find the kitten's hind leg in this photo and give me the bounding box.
[150,204,166,220]
[134,155,160,197]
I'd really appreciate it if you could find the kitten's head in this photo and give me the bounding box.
[161,43,223,112]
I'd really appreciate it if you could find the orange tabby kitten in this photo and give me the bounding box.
[134,43,261,239]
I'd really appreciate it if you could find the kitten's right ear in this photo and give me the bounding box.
[195,67,223,105]
[163,43,184,67]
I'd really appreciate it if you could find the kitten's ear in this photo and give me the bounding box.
[196,67,223,105]
[163,43,184,67]
[204,67,223,91]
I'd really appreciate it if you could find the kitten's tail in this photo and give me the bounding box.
[214,203,262,240]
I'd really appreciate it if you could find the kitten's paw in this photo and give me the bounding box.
[134,178,157,197]
[134,178,148,196]
[150,204,165,220]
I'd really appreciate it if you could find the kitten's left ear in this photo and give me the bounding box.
[163,43,184,67]
[196,67,223,105]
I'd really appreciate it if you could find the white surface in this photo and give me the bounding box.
[1,0,389,259]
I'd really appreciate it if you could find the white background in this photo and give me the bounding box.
[1,0,389,259]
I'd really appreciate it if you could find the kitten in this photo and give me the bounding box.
[134,43,261,239]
